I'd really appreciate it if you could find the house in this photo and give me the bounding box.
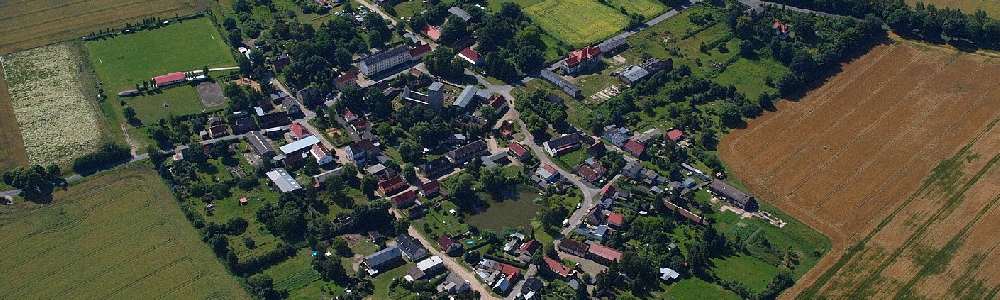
[352,118,372,133]
[397,234,429,261]
[409,43,433,59]
[378,175,407,196]
[606,212,624,228]
[258,111,290,128]
[773,21,790,39]
[448,6,472,22]
[587,140,606,157]
[423,24,442,41]
[618,65,650,87]
[519,240,541,257]
[536,164,560,183]
[271,53,291,72]
[575,165,600,182]
[208,124,228,138]
[420,157,453,177]
[558,239,590,257]
[343,108,359,122]
[587,243,622,265]
[602,125,631,147]
[360,46,411,76]
[482,151,510,168]
[335,71,358,89]
[520,277,544,299]
[667,129,684,141]
[437,272,471,294]
[540,70,582,98]
[709,179,759,211]
[407,255,445,281]
[561,46,601,75]
[266,168,302,192]
[282,97,301,115]
[542,257,575,279]
[280,135,320,156]
[623,140,646,157]
[453,85,479,109]
[622,160,643,179]
[438,235,462,255]
[392,190,418,208]
[660,268,681,282]
[153,72,186,87]
[346,140,379,165]
[364,246,403,275]
[458,46,481,65]
[597,36,628,56]
[500,263,521,282]
[485,94,507,111]
[289,122,309,139]
[446,140,488,163]
[420,180,441,198]
[586,208,606,225]
[310,144,334,165]
[634,128,662,145]
[246,131,276,158]
[508,142,530,161]
[585,158,607,177]
[543,133,582,157]
[269,91,289,104]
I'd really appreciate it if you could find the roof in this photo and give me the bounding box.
[453,85,479,108]
[566,46,601,67]
[487,95,505,110]
[397,234,428,260]
[429,81,444,91]
[423,24,441,40]
[509,142,528,157]
[349,140,377,153]
[266,168,302,192]
[421,180,441,193]
[310,144,331,158]
[543,257,573,277]
[667,129,684,141]
[416,255,443,271]
[519,239,540,254]
[392,190,418,206]
[153,72,185,85]
[289,122,307,138]
[710,179,754,205]
[588,243,622,262]
[575,165,599,182]
[246,131,276,155]
[523,277,544,293]
[438,235,455,250]
[601,185,616,197]
[773,22,789,34]
[597,36,627,52]
[547,133,581,150]
[607,212,624,226]
[409,43,432,58]
[446,140,487,162]
[620,65,650,82]
[634,128,663,144]
[660,268,680,280]
[365,246,401,267]
[500,263,521,280]
[458,47,481,64]
[664,201,708,225]
[558,239,590,254]
[279,135,320,154]
[623,140,646,156]
[379,175,405,193]
[448,6,472,21]
[361,45,409,67]
[335,71,357,86]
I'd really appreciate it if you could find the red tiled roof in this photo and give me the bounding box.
[336,71,357,85]
[153,72,185,85]
[773,22,789,34]
[664,200,709,225]
[588,243,622,262]
[458,47,481,64]
[607,212,624,226]
[543,257,573,278]
[566,46,600,67]
[624,140,646,156]
[519,240,540,255]
[310,144,331,157]
[500,263,521,281]
[409,43,432,58]
[509,142,528,158]
[601,185,616,197]
[343,108,358,122]
[289,122,307,138]
[667,129,684,141]
[353,119,370,131]
[590,161,607,175]
[575,165,599,182]
[392,190,417,206]
[378,175,406,194]
[488,95,505,110]
[421,180,441,193]
[423,25,441,40]
[542,164,558,174]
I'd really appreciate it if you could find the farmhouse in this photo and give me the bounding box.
[561,46,601,75]
[153,72,186,87]
[558,239,590,257]
[364,246,403,275]
[540,70,582,98]
[543,133,582,156]
[709,179,759,211]
[266,168,302,193]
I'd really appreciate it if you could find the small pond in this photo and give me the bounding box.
[464,185,542,232]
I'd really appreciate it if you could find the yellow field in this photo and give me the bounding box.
[0,0,210,55]
[0,164,249,299]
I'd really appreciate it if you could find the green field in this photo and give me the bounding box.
[0,164,249,299]
[660,277,741,300]
[86,17,236,126]
[524,0,628,47]
[609,0,667,19]
[712,254,782,293]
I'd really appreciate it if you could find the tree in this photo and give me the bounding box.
[439,15,468,45]
[398,141,423,163]
[332,237,352,257]
[246,274,280,299]
[123,106,139,125]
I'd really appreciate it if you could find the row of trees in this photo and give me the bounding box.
[2,164,62,201]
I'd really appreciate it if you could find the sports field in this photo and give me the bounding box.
[0,164,249,299]
[86,17,235,125]
[0,64,29,174]
[0,0,209,56]
[524,0,628,47]
[908,0,1000,17]
[721,40,1000,299]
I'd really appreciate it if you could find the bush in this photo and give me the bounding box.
[71,142,132,174]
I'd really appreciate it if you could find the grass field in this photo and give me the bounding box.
[86,17,235,131]
[2,42,109,166]
[721,39,1000,299]
[713,254,782,293]
[0,63,29,173]
[524,0,628,47]
[909,0,1000,17]
[0,0,210,56]
[0,163,249,299]
[660,277,741,300]
[608,0,667,19]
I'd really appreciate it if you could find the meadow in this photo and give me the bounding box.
[86,17,236,127]
[609,0,667,19]
[908,0,1000,17]
[524,0,629,47]
[0,64,29,173]
[0,0,209,55]
[0,163,249,299]
[722,40,1000,299]
[1,43,107,166]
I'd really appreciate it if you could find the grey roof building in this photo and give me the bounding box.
[245,131,276,158]
[266,168,302,192]
[448,6,472,22]
[453,85,479,109]
[364,246,403,274]
[618,65,650,87]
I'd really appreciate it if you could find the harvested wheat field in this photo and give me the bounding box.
[721,39,1000,299]
[0,0,209,55]
[0,64,29,173]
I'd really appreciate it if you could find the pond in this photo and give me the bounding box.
[464,185,543,232]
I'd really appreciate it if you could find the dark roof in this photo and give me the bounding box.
[438,235,456,251]
[548,133,582,150]
[522,277,544,293]
[246,131,276,156]
[392,190,417,207]
[709,179,754,206]
[446,140,487,162]
[509,142,529,158]
[558,239,590,254]
[361,45,410,67]
[365,246,402,268]
[396,234,428,261]
[623,140,646,156]
[421,180,441,193]
[575,165,599,182]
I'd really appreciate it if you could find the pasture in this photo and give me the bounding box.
[0,0,209,56]
[86,17,235,125]
[721,40,1000,299]
[0,64,29,173]
[2,43,107,166]
[608,0,667,19]
[0,164,249,299]
[524,0,628,47]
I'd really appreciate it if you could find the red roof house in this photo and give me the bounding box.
[289,122,309,139]
[458,47,481,65]
[343,108,359,122]
[601,185,616,198]
[409,43,432,59]
[623,140,646,157]
[500,263,521,281]
[606,212,624,227]
[420,180,441,197]
[587,243,622,265]
[423,24,441,41]
[353,119,371,132]
[335,71,358,89]
[667,129,684,141]
[508,142,529,161]
[153,72,186,86]
[378,175,407,196]
[543,257,574,279]
[566,46,601,68]
[519,240,540,256]
[392,190,418,208]
[239,197,248,205]
[575,165,600,182]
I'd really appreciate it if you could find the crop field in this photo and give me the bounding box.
[1,43,107,166]
[0,164,248,299]
[608,0,667,19]
[0,0,209,56]
[908,0,1000,17]
[720,40,1000,299]
[524,0,628,48]
[0,64,29,173]
[86,17,235,125]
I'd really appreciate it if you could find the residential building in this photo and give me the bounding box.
[289,122,309,139]
[378,175,407,196]
[437,273,471,294]
[409,43,432,59]
[508,142,531,161]
[438,235,462,255]
[664,200,709,225]
[334,71,358,89]
[623,140,646,157]
[231,111,258,134]
[271,53,291,72]
[542,257,574,280]
[540,70,582,98]
[774,22,790,39]
[445,140,488,163]
[346,140,379,165]
[709,179,759,211]
[364,246,403,275]
[392,190,418,208]
[423,24,442,41]
[622,160,643,179]
[282,97,301,116]
[258,111,290,128]
[575,165,600,182]
[587,243,622,265]
[543,133,582,157]
[561,46,601,75]
[607,212,624,228]
[420,157,453,177]
[266,168,302,192]
[536,164,560,183]
[407,255,445,281]
[602,125,631,147]
[458,47,481,65]
[208,124,228,138]
[310,144,333,165]
[482,151,510,168]
[343,108,359,122]
[397,234,429,261]
[280,135,320,156]
[360,46,411,76]
[312,168,343,187]
[667,128,684,141]
[585,157,607,177]
[245,131,276,158]
[520,277,545,299]
[453,85,479,109]
[558,239,590,257]
[448,6,472,22]
[660,268,681,282]
[420,180,442,197]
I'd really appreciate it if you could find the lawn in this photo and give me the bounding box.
[524,0,629,47]
[712,254,782,293]
[0,163,249,299]
[660,277,741,300]
[372,261,416,299]
[558,148,589,167]
[86,17,236,133]
[608,0,667,19]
